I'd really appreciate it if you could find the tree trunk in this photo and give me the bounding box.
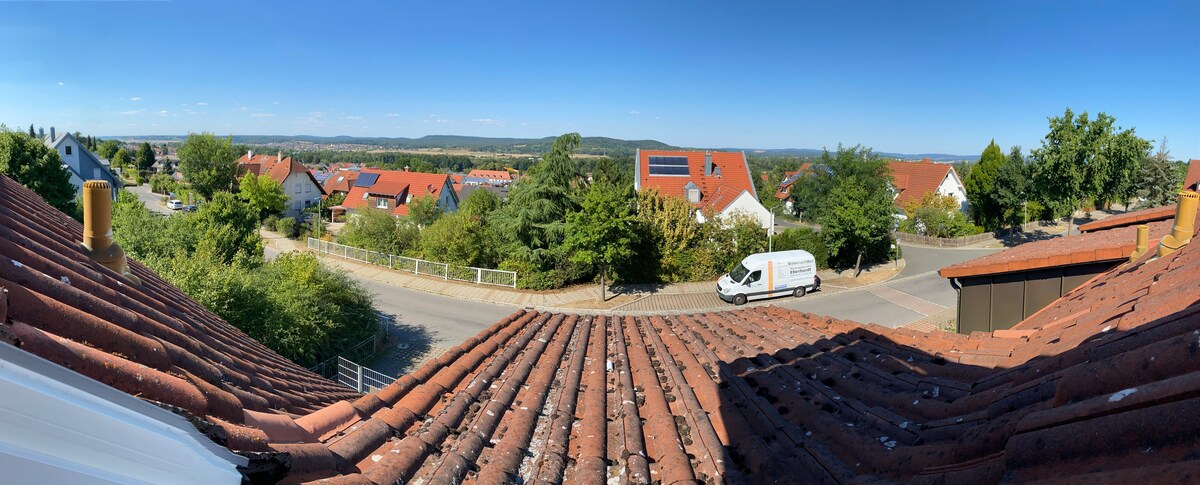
[600,268,606,302]
[854,252,863,278]
[1065,205,1074,237]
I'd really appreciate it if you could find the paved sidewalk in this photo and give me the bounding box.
[264,232,903,314]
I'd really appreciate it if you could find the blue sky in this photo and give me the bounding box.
[1,0,1196,156]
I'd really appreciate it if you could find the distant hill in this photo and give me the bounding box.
[111,134,975,161]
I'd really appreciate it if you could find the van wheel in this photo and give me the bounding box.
[733,294,747,305]
[793,287,806,298]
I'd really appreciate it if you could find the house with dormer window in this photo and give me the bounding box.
[635,149,771,229]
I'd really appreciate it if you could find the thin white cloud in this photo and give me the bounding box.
[233,106,249,111]
[628,110,640,115]
[118,109,143,115]
[130,97,142,101]
[344,115,362,120]
[195,102,209,106]
[472,118,496,124]
[156,110,169,116]
[385,113,400,117]
[251,113,276,118]
[56,81,64,86]
[272,101,280,105]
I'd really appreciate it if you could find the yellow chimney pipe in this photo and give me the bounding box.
[1130,224,1150,262]
[1156,190,1198,258]
[81,180,140,284]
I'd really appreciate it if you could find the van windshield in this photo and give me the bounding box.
[729,263,750,283]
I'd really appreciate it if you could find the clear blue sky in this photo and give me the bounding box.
[1,0,1196,157]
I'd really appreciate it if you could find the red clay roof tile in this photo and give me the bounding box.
[1078,204,1177,232]
[637,150,757,213]
[889,160,959,208]
[939,217,1181,278]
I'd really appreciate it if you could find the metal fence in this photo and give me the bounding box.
[308,238,517,288]
[336,356,393,393]
[308,312,390,381]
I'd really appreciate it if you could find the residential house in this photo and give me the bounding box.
[462,169,513,186]
[41,126,121,200]
[3,171,1200,482]
[774,163,814,211]
[236,150,324,217]
[635,149,772,229]
[321,169,360,198]
[338,169,458,217]
[889,159,968,213]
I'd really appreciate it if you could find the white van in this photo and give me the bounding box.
[717,250,820,305]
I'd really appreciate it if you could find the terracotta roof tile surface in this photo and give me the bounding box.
[340,169,453,217]
[889,160,956,208]
[465,169,512,181]
[1078,204,1178,233]
[938,216,1189,278]
[237,153,325,194]
[638,150,757,213]
[0,175,360,441]
[7,171,1200,482]
[321,170,360,195]
[774,164,812,200]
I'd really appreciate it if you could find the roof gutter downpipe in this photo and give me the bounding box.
[81,180,140,284]
[1156,190,1198,259]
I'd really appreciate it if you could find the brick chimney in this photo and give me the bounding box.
[247,149,254,160]
[704,151,713,177]
[81,180,140,284]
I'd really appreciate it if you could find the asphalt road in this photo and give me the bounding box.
[127,184,173,215]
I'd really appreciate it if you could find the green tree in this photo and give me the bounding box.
[771,227,828,268]
[407,195,442,227]
[1031,108,1151,234]
[178,132,237,200]
[820,168,897,274]
[338,207,419,254]
[1099,129,1152,209]
[491,133,583,267]
[192,191,262,266]
[96,140,121,160]
[993,146,1030,229]
[419,212,492,267]
[28,124,35,138]
[112,148,131,172]
[898,192,977,238]
[1137,139,1181,208]
[136,142,156,172]
[0,130,76,213]
[965,140,1005,230]
[237,172,288,220]
[459,188,501,219]
[563,181,638,300]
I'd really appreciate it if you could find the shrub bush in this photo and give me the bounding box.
[262,214,279,230]
[772,227,829,268]
[276,217,297,238]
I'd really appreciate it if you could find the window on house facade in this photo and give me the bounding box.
[304,183,310,194]
[65,145,72,155]
[376,198,388,209]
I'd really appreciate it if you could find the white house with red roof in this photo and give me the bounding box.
[337,169,458,217]
[236,150,324,217]
[462,169,514,186]
[889,159,968,213]
[635,149,771,229]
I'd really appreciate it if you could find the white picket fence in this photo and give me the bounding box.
[336,356,392,393]
[308,238,517,288]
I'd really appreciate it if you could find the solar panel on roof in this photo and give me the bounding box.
[648,156,689,166]
[648,165,690,176]
[353,173,380,187]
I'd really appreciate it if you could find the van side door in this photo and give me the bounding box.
[745,270,766,295]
